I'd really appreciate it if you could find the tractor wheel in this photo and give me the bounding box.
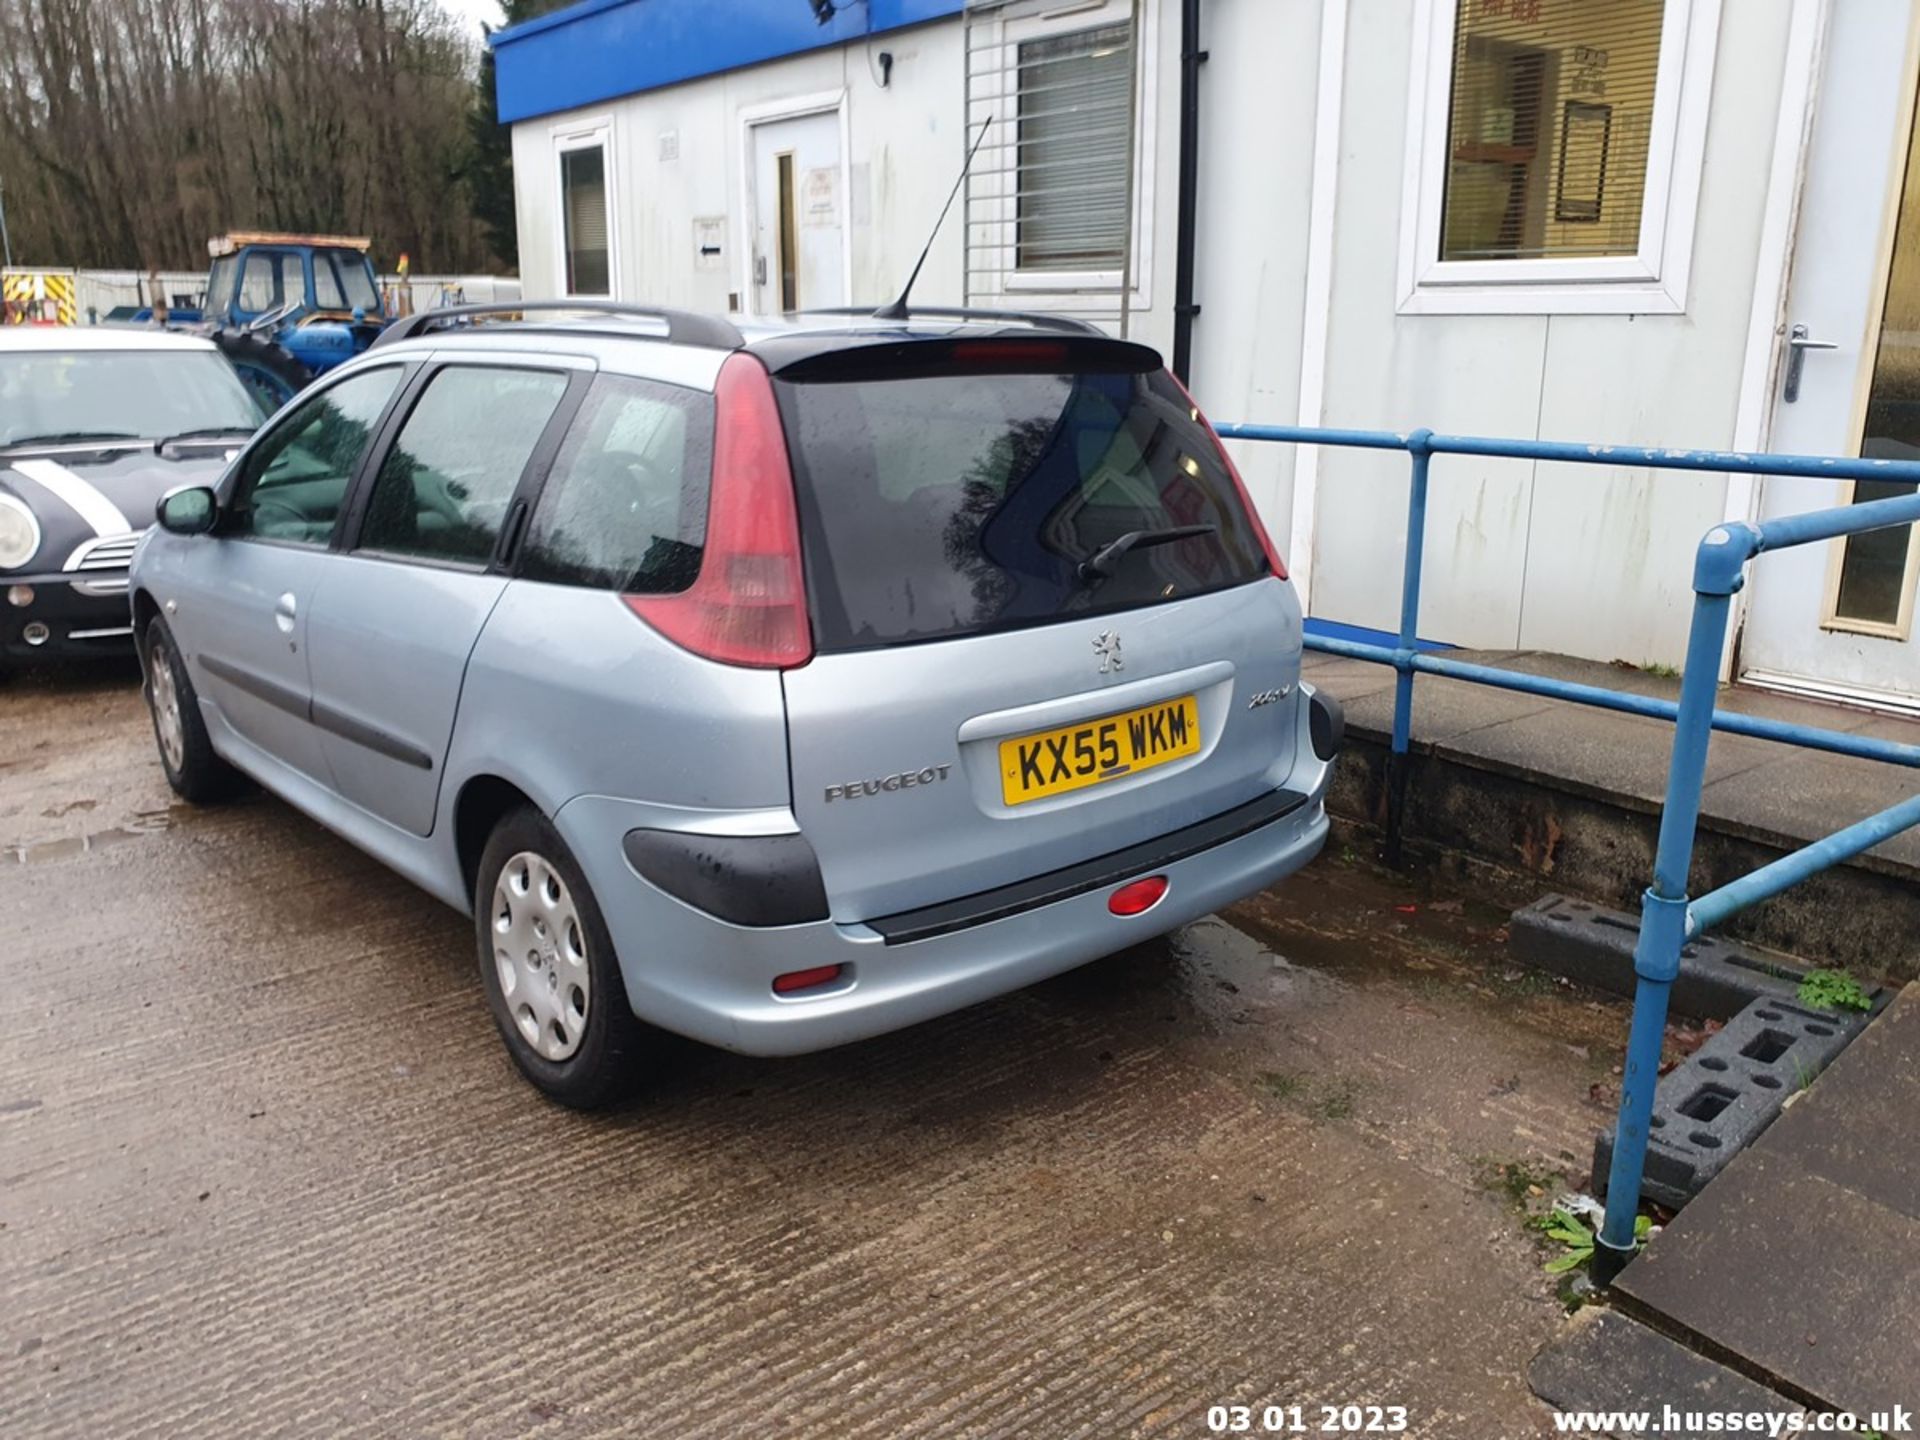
[208,327,311,414]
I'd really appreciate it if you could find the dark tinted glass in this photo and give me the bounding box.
[521,374,714,594]
[359,366,567,565]
[776,367,1269,649]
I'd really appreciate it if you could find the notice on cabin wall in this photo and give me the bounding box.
[802,167,838,227]
[693,216,725,271]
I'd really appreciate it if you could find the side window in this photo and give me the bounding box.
[239,254,278,312]
[205,255,238,320]
[521,375,715,595]
[358,366,569,566]
[313,255,346,310]
[228,367,404,545]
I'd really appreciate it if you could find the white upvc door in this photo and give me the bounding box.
[1742,0,1920,712]
[743,103,848,317]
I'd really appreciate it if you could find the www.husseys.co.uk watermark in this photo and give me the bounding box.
[1552,1404,1912,1435]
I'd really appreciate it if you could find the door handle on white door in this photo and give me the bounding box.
[274,592,297,635]
[1783,323,1839,404]
[753,254,768,286]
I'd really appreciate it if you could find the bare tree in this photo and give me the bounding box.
[0,0,494,272]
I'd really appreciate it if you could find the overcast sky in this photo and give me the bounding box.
[441,0,507,35]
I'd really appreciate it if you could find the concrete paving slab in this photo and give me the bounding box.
[1529,1308,1800,1435]
[1617,1151,1920,1418]
[1299,652,1399,703]
[1736,983,1920,1223]
[1434,705,1775,808]
[1698,722,1920,873]
[1345,674,1557,747]
[1616,989,1920,1418]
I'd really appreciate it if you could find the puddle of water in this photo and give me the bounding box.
[11,808,177,864]
[1162,916,1351,1033]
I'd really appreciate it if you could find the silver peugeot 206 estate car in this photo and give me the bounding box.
[131,302,1342,1107]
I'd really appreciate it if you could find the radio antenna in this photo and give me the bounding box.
[874,113,992,321]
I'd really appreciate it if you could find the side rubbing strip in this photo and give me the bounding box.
[197,655,433,770]
[198,653,308,720]
[310,701,434,771]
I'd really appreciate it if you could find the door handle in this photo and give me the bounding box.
[1783,324,1839,404]
[273,591,297,635]
[753,254,768,286]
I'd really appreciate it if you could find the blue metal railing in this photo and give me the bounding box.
[1215,421,1920,1275]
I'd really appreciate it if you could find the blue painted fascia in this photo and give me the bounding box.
[491,0,966,124]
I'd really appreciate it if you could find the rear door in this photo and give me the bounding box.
[303,356,579,835]
[775,348,1305,920]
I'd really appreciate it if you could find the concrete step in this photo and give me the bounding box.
[1308,650,1920,981]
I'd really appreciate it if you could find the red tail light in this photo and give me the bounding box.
[624,352,813,668]
[1165,371,1289,580]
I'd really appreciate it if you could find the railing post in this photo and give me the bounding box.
[1593,523,1757,1281]
[1385,429,1434,866]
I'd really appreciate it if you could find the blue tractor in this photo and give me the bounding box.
[143,233,394,409]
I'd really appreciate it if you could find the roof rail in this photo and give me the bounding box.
[798,305,1108,337]
[372,300,744,351]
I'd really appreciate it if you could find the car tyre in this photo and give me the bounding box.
[475,806,655,1109]
[142,615,242,803]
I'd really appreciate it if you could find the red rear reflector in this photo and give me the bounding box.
[773,964,843,995]
[1164,370,1289,580]
[1108,875,1169,917]
[624,352,813,668]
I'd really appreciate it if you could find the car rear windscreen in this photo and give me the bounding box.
[775,367,1271,650]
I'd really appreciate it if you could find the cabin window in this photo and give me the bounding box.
[1400,0,1716,314]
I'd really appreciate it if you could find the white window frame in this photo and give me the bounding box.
[551,117,618,300]
[1819,479,1920,641]
[1395,0,1721,316]
[970,0,1157,307]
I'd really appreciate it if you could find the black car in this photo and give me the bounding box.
[0,327,262,669]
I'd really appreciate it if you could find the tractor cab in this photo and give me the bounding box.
[203,236,384,332]
[185,233,393,409]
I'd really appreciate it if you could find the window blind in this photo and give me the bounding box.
[1440,0,1667,262]
[1016,22,1133,271]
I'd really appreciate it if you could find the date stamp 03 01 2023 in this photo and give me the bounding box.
[1207,1404,1411,1435]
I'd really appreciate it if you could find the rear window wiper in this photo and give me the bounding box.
[3,429,141,448]
[1076,524,1217,586]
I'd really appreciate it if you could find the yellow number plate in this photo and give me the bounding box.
[999,695,1201,806]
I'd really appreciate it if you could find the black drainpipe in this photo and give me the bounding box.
[1170,0,1206,383]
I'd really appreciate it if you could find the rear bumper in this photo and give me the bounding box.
[557,760,1331,1058]
[0,569,134,660]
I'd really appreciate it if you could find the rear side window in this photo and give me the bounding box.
[359,365,568,565]
[776,367,1270,649]
[521,374,715,594]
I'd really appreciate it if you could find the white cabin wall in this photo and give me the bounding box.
[1185,0,1324,558]
[1520,2,1795,667]
[1298,0,1793,667]
[510,21,968,314]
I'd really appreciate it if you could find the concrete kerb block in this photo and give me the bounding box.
[1591,995,1871,1210]
[1510,894,1806,1022]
